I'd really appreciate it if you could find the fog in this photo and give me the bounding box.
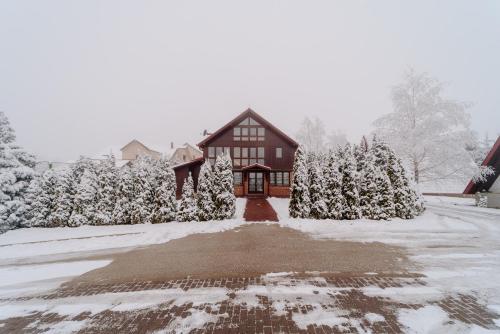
[1,0,499,161]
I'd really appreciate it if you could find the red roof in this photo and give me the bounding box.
[172,157,204,170]
[464,136,500,194]
[197,108,298,148]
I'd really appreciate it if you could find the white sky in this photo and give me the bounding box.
[1,0,499,161]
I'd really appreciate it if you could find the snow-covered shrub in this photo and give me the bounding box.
[0,112,36,231]
[130,156,156,224]
[308,154,328,219]
[113,166,135,225]
[323,150,344,220]
[151,159,177,224]
[289,146,311,218]
[176,173,198,222]
[339,144,361,220]
[70,162,99,226]
[26,170,59,227]
[51,168,77,227]
[213,153,236,220]
[94,156,119,225]
[359,153,382,220]
[197,160,215,221]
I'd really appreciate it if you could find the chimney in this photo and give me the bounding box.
[170,142,174,149]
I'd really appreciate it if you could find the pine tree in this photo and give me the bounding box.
[52,168,76,226]
[130,156,155,224]
[323,150,345,220]
[197,160,215,221]
[151,159,177,224]
[372,138,423,218]
[69,162,99,226]
[113,166,135,225]
[0,112,36,231]
[339,144,361,220]
[176,173,198,222]
[213,153,236,220]
[359,152,382,219]
[375,166,396,219]
[308,158,328,219]
[94,156,118,225]
[27,170,59,227]
[289,146,311,218]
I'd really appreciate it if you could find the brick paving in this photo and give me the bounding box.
[244,198,279,222]
[1,275,498,334]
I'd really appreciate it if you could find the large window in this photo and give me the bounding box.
[233,117,265,142]
[233,172,243,185]
[232,147,264,167]
[208,146,230,166]
[270,172,290,186]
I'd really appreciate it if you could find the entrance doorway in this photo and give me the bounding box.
[248,172,264,194]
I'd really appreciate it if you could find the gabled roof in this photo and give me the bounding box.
[464,136,500,194]
[120,139,161,154]
[241,163,272,171]
[197,108,299,148]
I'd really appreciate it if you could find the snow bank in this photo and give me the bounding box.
[0,198,246,261]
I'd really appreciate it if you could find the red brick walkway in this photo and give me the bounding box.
[244,198,279,222]
[1,276,498,333]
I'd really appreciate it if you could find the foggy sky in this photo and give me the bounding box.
[1,0,499,161]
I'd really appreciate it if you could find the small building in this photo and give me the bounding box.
[174,108,298,198]
[464,136,500,208]
[121,139,162,161]
[170,143,203,165]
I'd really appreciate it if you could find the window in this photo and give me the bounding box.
[234,172,243,185]
[233,147,240,158]
[208,146,230,166]
[270,172,290,186]
[276,147,282,159]
[233,128,241,136]
[258,147,265,158]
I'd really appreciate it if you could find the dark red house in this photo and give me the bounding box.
[174,108,298,198]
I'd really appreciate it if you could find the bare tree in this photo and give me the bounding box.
[296,117,327,153]
[373,69,485,185]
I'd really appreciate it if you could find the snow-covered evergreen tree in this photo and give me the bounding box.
[323,150,344,220]
[213,153,236,220]
[51,168,76,226]
[151,159,177,224]
[374,165,395,219]
[308,157,328,219]
[176,173,198,222]
[0,112,36,231]
[94,156,118,225]
[372,138,423,218]
[130,156,155,224]
[359,152,382,219]
[113,166,135,225]
[339,144,361,220]
[26,170,59,227]
[289,146,310,218]
[197,160,215,221]
[69,162,99,226]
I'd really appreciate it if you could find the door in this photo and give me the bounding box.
[248,172,264,194]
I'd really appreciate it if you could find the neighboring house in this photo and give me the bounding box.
[170,143,203,165]
[121,139,161,160]
[174,108,298,198]
[464,136,500,208]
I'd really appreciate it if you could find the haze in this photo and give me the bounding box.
[1,0,499,161]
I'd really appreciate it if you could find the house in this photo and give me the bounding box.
[464,136,500,208]
[121,140,162,161]
[170,143,203,165]
[174,108,298,198]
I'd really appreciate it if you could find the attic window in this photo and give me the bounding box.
[238,117,260,126]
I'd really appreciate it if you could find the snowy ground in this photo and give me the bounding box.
[1,196,500,333]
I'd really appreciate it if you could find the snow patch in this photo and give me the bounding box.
[398,306,449,333]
